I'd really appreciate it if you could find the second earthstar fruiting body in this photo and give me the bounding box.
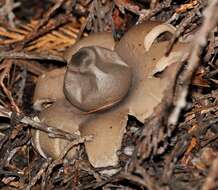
[32,21,191,170]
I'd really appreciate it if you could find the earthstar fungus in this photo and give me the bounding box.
[64,46,132,112]
[33,99,88,159]
[32,21,191,170]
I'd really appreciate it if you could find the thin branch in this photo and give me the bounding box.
[0,51,65,62]
[168,0,218,125]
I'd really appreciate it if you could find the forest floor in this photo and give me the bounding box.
[0,0,217,189]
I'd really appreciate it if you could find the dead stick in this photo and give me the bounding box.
[168,0,218,125]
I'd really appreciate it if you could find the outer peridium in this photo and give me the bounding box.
[32,32,124,166]
[33,32,115,110]
[115,21,190,122]
[32,99,89,159]
[80,21,190,169]
[32,24,190,170]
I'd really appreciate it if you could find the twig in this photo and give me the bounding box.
[35,0,67,31]
[168,0,218,126]
[25,158,52,190]
[14,60,47,76]
[120,171,161,190]
[0,106,80,141]
[165,2,205,56]
[15,14,74,50]
[15,68,27,106]
[0,51,65,62]
[21,116,80,141]
[16,0,69,49]
[0,59,20,112]
[41,137,91,189]
[76,6,92,41]
[137,0,172,24]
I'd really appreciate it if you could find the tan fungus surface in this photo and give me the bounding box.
[33,68,66,110]
[64,32,115,63]
[32,99,89,159]
[32,21,191,169]
[115,22,190,122]
[80,107,128,168]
